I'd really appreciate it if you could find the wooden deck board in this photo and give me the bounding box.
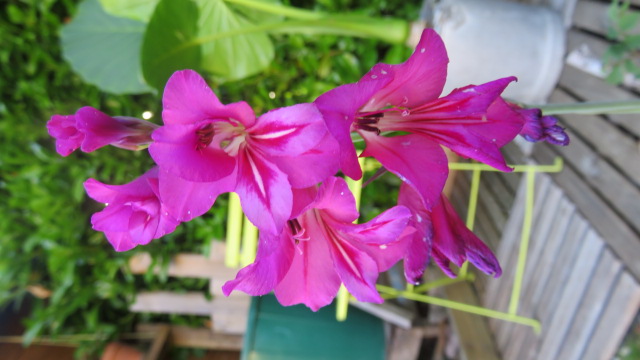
[532,143,640,281]
[581,272,640,360]
[549,89,640,188]
[535,229,604,360]
[555,250,622,360]
[558,65,640,136]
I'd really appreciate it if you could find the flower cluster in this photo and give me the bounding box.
[47,29,568,310]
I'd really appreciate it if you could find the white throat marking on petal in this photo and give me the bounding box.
[251,128,297,140]
[246,153,267,198]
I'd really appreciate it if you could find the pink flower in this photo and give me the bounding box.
[510,105,570,146]
[150,70,338,235]
[315,29,523,209]
[398,183,501,283]
[47,106,158,156]
[222,177,413,311]
[84,167,180,251]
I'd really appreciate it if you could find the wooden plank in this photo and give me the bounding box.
[555,249,623,360]
[537,214,589,325]
[574,0,640,35]
[535,229,605,359]
[129,252,238,281]
[137,324,243,351]
[532,142,640,281]
[549,89,640,187]
[443,281,501,360]
[496,191,574,350]
[499,177,562,357]
[496,195,575,351]
[581,272,640,360]
[558,65,640,136]
[483,177,528,314]
[387,327,426,360]
[131,292,213,316]
[350,301,415,329]
[550,119,640,234]
[210,295,250,334]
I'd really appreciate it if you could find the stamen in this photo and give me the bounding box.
[354,112,383,134]
[195,123,215,150]
[287,219,309,242]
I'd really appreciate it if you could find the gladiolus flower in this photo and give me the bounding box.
[398,183,501,284]
[47,106,158,156]
[150,70,338,235]
[84,167,180,251]
[315,29,523,209]
[223,177,413,311]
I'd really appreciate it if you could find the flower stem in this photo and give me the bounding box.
[534,100,640,115]
[223,0,325,20]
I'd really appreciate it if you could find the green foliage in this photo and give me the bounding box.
[604,0,640,85]
[67,0,409,93]
[61,0,152,95]
[141,0,201,90]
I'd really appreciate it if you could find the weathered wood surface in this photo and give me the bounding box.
[443,281,501,360]
[137,324,243,351]
[532,141,640,281]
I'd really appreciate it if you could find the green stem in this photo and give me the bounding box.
[164,19,406,63]
[223,0,325,20]
[534,100,640,115]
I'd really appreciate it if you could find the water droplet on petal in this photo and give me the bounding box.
[164,212,169,216]
[422,237,428,242]
[492,138,497,142]
[187,210,191,215]
[381,69,387,75]
[401,110,410,117]
[420,48,426,53]
[417,214,423,223]
[379,244,387,250]
[371,74,378,79]
[340,192,344,195]
[402,96,409,104]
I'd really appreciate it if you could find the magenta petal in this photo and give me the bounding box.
[313,177,359,223]
[84,175,155,204]
[248,103,326,157]
[162,70,255,127]
[315,80,388,179]
[270,131,340,189]
[341,205,412,245]
[437,196,502,277]
[291,186,319,220]
[364,29,448,110]
[103,231,138,252]
[223,231,295,296]
[149,124,236,182]
[235,149,292,235]
[47,114,83,156]
[91,205,133,232]
[360,133,448,209]
[158,168,236,221]
[397,183,433,284]
[76,107,129,152]
[274,218,341,311]
[327,233,383,304]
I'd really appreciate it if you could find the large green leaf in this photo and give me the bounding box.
[61,0,152,94]
[141,0,202,91]
[196,0,274,80]
[99,0,159,22]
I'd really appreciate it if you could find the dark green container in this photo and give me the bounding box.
[242,294,386,360]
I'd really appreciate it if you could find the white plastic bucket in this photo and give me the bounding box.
[431,0,566,104]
